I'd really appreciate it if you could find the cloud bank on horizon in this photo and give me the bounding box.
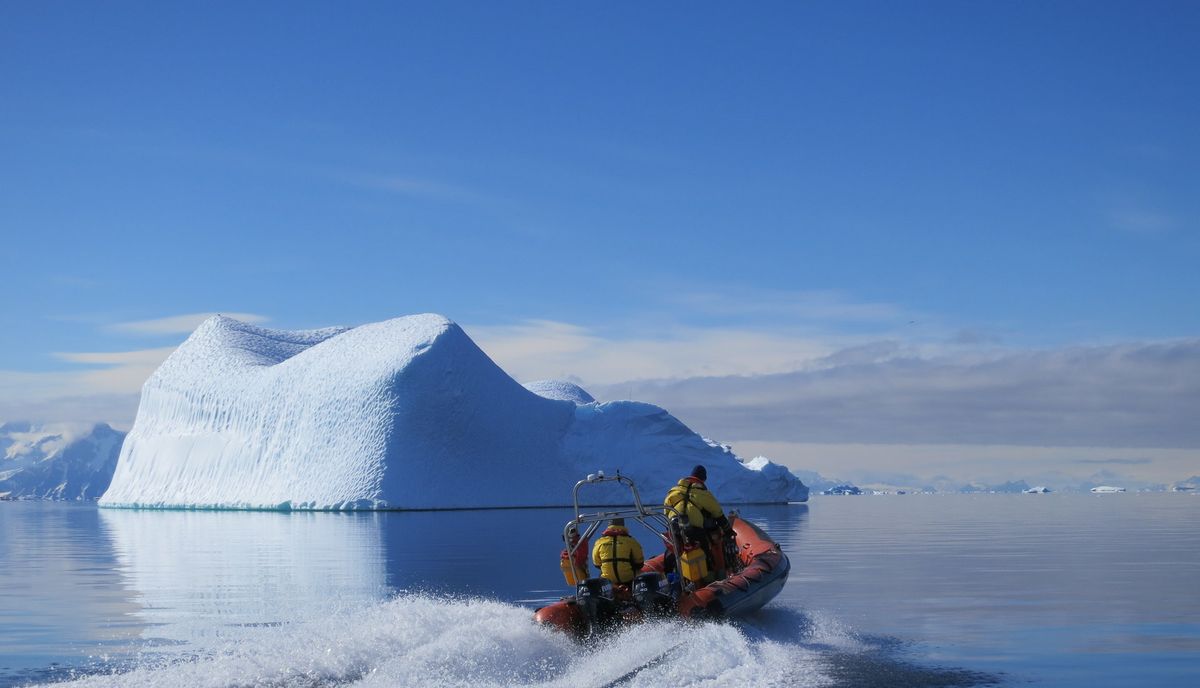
[2,302,1197,486]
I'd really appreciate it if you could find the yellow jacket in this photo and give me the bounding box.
[591,526,644,584]
[664,477,726,529]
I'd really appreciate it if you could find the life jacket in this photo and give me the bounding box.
[562,536,589,578]
[591,526,644,585]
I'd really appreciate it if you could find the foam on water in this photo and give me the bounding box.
[46,595,837,688]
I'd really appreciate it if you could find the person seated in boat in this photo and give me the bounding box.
[560,524,590,585]
[664,465,737,581]
[591,518,644,589]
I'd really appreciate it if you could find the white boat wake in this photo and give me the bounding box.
[47,594,841,688]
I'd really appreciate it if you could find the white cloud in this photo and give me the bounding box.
[589,339,1200,452]
[109,312,269,335]
[6,303,1197,487]
[0,346,178,426]
[465,319,836,383]
[52,347,178,394]
[468,317,1200,484]
[0,370,78,401]
[0,394,140,430]
[727,441,1199,485]
[342,173,487,204]
[372,177,473,199]
[1111,209,1177,234]
[3,311,268,425]
[667,287,906,323]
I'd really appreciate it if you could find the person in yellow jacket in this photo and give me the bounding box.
[664,465,736,579]
[664,465,731,535]
[591,518,644,585]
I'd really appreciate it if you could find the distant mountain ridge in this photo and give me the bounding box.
[0,422,125,499]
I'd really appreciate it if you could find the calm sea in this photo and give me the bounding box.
[1,494,1197,687]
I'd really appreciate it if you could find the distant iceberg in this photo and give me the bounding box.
[1023,486,1051,494]
[821,484,862,495]
[100,315,808,510]
[1090,485,1126,493]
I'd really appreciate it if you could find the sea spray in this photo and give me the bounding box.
[47,594,836,688]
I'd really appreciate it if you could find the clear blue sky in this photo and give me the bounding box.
[3,2,1198,484]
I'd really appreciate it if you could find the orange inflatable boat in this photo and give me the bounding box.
[533,473,791,638]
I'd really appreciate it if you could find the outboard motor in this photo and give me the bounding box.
[632,572,676,616]
[576,577,617,629]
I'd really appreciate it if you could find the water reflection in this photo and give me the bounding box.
[373,505,812,605]
[2,500,1016,688]
[735,503,811,549]
[100,504,786,647]
[96,506,674,646]
[7,494,1198,687]
[0,504,140,683]
[99,509,389,645]
[376,508,579,603]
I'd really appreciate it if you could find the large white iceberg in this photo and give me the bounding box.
[100,314,807,510]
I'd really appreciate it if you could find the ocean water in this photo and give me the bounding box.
[0,494,1197,687]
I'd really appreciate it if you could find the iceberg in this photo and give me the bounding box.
[522,379,595,404]
[820,484,862,495]
[100,315,808,510]
[1090,485,1126,493]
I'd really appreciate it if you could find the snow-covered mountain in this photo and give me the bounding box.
[100,314,808,510]
[0,422,125,500]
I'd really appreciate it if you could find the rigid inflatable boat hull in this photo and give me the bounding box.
[534,515,789,636]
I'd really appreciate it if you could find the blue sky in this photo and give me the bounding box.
[3,2,1197,485]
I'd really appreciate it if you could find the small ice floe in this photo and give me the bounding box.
[1023,486,1051,493]
[1090,485,1126,493]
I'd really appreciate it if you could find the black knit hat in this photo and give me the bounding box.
[691,465,707,481]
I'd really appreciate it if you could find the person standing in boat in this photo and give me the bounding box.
[560,525,590,585]
[591,518,644,586]
[664,465,736,581]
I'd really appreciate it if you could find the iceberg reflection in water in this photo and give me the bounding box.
[96,506,643,647]
[95,505,809,647]
[33,505,843,688]
[100,509,390,646]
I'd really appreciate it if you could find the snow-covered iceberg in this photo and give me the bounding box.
[100,315,807,510]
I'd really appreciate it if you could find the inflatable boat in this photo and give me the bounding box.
[534,472,790,638]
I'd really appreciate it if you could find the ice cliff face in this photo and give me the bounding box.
[0,422,124,500]
[100,314,807,510]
